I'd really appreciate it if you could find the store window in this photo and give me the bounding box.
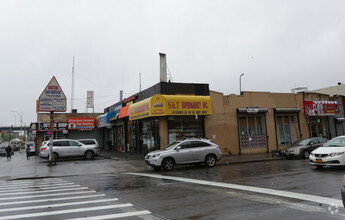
[239,115,267,149]
[168,116,204,143]
[128,120,137,153]
[140,119,160,154]
[115,125,124,152]
[276,114,299,146]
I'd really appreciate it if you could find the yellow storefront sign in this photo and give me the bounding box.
[129,94,212,120]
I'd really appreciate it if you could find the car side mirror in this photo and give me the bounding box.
[176,146,181,151]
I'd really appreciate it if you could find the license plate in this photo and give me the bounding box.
[316,159,322,163]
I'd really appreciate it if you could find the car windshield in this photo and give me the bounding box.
[290,139,310,146]
[323,137,345,147]
[163,141,181,150]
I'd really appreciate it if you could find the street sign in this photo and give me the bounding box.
[38,76,67,112]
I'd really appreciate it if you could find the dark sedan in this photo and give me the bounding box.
[282,137,327,159]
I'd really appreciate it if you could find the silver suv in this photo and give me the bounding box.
[145,138,222,171]
[39,139,100,160]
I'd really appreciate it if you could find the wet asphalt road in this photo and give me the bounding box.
[1,151,345,219]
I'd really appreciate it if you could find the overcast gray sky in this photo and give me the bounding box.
[1,0,344,127]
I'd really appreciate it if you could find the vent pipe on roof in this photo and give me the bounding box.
[159,53,167,82]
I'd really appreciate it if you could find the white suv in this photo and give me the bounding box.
[145,138,222,171]
[39,139,100,160]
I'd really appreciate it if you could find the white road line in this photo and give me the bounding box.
[0,204,133,220]
[0,178,65,185]
[0,194,106,206]
[0,190,97,201]
[67,210,152,220]
[0,198,119,213]
[0,184,81,193]
[127,172,343,207]
[0,182,74,189]
[1,187,89,196]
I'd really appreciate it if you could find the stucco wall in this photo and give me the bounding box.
[205,91,309,155]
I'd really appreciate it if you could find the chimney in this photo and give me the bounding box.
[120,90,123,101]
[159,53,167,82]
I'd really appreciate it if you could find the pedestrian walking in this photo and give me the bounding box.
[26,145,31,159]
[6,145,12,159]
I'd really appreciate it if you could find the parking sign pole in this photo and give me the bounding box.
[48,111,55,166]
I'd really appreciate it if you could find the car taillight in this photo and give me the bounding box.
[41,147,47,151]
[343,175,345,187]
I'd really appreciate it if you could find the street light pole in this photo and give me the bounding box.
[11,111,23,139]
[240,73,245,95]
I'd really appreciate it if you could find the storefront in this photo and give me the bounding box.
[274,108,301,148]
[237,108,268,152]
[129,94,212,154]
[304,100,340,139]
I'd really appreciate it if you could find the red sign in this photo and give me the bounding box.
[68,118,95,130]
[304,100,339,116]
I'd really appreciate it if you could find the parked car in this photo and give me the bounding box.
[145,138,222,171]
[77,139,100,148]
[282,137,327,159]
[310,135,345,168]
[0,145,14,156]
[0,146,6,156]
[39,139,100,160]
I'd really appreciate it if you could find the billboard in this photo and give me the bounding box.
[68,118,95,130]
[87,91,94,108]
[38,76,67,112]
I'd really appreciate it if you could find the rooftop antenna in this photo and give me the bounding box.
[71,56,75,112]
[139,73,142,92]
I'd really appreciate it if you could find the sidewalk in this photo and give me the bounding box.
[99,150,283,165]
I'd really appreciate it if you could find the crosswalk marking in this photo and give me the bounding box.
[0,204,133,220]
[0,178,68,186]
[0,184,81,193]
[0,194,105,206]
[0,182,74,189]
[1,186,89,196]
[66,210,152,220]
[0,198,119,213]
[0,178,154,220]
[0,190,97,201]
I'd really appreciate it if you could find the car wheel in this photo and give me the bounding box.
[85,151,95,160]
[303,150,310,159]
[162,158,175,171]
[205,154,217,167]
[316,165,324,169]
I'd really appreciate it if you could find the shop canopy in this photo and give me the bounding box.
[97,111,117,128]
[118,105,130,119]
[129,94,212,120]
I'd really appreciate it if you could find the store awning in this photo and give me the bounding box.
[118,105,130,119]
[274,108,301,113]
[129,94,212,120]
[108,111,119,121]
[97,112,115,128]
[97,114,108,128]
